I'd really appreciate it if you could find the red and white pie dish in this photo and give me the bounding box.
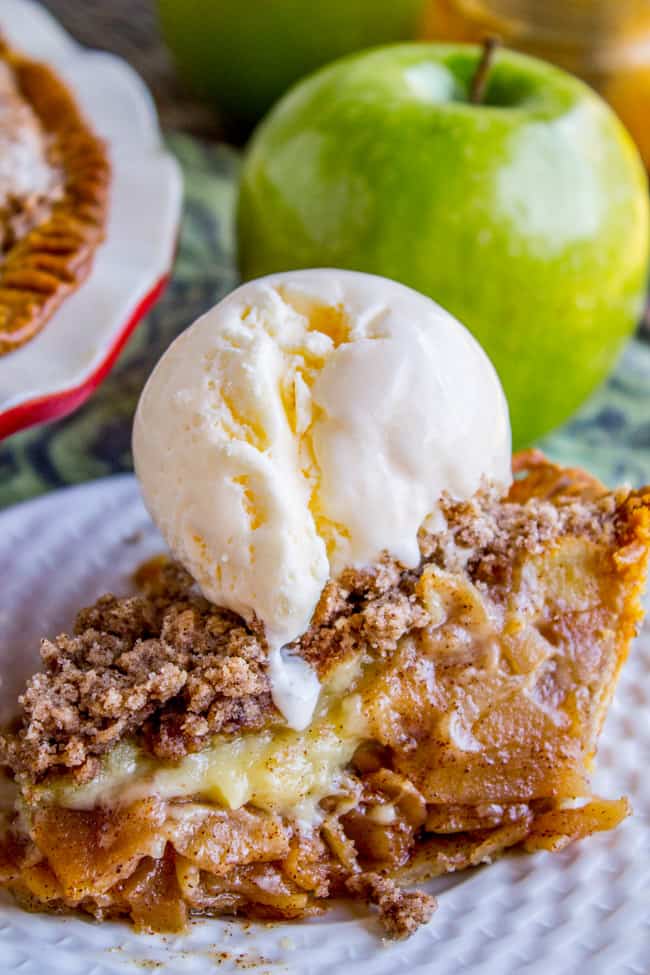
[0,0,182,439]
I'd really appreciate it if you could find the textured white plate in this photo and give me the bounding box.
[0,478,648,974]
[0,0,182,437]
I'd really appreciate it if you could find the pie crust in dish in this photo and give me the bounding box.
[0,34,110,355]
[0,451,648,938]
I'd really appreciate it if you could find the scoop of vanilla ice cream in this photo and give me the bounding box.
[133,269,511,729]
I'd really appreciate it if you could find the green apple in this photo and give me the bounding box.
[157,0,426,122]
[237,44,649,448]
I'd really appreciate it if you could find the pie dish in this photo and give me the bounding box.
[0,33,110,356]
[0,0,182,440]
[0,450,648,939]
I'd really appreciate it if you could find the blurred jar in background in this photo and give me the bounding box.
[422,0,650,168]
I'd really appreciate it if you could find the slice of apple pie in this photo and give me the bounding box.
[0,451,648,937]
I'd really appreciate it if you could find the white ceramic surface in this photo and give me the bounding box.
[0,0,182,435]
[0,477,648,974]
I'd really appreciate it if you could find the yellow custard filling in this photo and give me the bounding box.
[31,659,368,823]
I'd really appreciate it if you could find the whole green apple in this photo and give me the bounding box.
[157,0,426,122]
[237,44,649,448]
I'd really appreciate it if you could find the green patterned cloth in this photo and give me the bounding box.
[0,132,649,508]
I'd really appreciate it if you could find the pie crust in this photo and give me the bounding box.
[0,35,110,355]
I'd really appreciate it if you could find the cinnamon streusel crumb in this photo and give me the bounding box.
[346,872,436,939]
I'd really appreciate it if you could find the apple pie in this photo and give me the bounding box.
[0,35,110,355]
[0,451,648,937]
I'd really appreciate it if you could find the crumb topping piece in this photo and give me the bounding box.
[346,872,436,938]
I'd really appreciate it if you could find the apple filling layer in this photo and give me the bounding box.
[1,452,649,937]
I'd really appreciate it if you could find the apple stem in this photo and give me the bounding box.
[470,36,501,105]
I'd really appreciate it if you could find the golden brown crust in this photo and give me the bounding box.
[510,448,610,502]
[0,36,110,355]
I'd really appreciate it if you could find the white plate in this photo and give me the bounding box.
[0,0,182,438]
[0,478,648,974]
